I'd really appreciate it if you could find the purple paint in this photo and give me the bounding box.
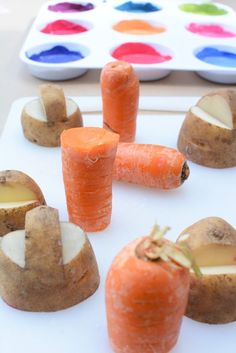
[48,2,94,12]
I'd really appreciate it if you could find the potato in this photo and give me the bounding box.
[177,217,236,324]
[177,89,236,168]
[0,170,46,236]
[21,84,83,147]
[0,206,100,311]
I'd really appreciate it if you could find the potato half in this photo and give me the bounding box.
[177,89,236,168]
[177,217,236,324]
[0,170,46,236]
[0,206,100,311]
[21,84,83,147]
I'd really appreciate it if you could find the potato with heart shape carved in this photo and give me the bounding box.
[177,89,236,168]
[177,217,236,324]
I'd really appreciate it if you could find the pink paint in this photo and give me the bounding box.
[187,22,236,38]
[112,43,172,64]
[41,20,88,35]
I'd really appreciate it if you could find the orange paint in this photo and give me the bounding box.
[113,19,165,35]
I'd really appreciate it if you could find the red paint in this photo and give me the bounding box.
[112,42,172,64]
[187,23,236,38]
[41,20,88,35]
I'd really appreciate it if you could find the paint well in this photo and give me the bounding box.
[196,47,236,67]
[48,2,94,12]
[28,45,84,63]
[111,43,172,64]
[113,20,165,35]
[179,3,227,16]
[115,1,161,13]
[187,23,236,38]
[41,20,88,35]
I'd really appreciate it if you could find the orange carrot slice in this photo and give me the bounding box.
[106,227,191,353]
[100,61,139,142]
[61,127,119,232]
[113,142,189,189]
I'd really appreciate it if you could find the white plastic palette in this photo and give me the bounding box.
[20,0,236,82]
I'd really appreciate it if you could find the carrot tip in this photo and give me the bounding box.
[181,162,190,183]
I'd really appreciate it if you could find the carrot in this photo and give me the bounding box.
[113,142,189,189]
[106,226,192,353]
[61,127,119,232]
[100,61,139,142]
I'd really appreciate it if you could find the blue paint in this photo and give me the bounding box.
[28,45,84,63]
[196,47,236,67]
[115,1,161,13]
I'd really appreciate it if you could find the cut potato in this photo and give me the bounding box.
[0,206,100,311]
[177,217,236,324]
[21,84,83,147]
[0,170,46,236]
[177,89,236,168]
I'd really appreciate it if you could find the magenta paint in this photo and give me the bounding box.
[112,42,172,64]
[41,20,88,35]
[187,22,236,38]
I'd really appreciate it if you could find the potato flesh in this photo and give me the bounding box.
[0,183,37,202]
[0,222,86,267]
[199,265,236,275]
[192,244,236,267]
[191,106,231,130]
[197,95,233,129]
[25,99,77,122]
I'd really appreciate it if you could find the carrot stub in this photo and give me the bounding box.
[106,226,192,353]
[113,142,190,189]
[100,61,139,142]
[61,127,119,232]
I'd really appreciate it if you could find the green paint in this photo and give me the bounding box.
[179,3,227,16]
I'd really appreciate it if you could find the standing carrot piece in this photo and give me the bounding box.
[61,127,119,232]
[106,226,197,353]
[100,61,139,142]
[113,142,190,189]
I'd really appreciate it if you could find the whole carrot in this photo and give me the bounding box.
[106,226,193,353]
[61,127,119,232]
[113,142,189,189]
[100,61,139,142]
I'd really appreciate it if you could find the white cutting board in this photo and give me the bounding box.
[0,97,235,353]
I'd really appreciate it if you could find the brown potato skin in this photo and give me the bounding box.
[21,99,83,147]
[177,110,236,168]
[178,217,236,248]
[0,170,46,236]
[187,273,236,324]
[0,237,100,311]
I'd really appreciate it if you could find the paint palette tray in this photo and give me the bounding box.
[20,0,236,82]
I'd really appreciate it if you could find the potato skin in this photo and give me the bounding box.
[0,170,46,236]
[178,217,236,248]
[0,233,99,311]
[177,217,236,324]
[186,273,236,324]
[21,98,83,147]
[177,110,236,168]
